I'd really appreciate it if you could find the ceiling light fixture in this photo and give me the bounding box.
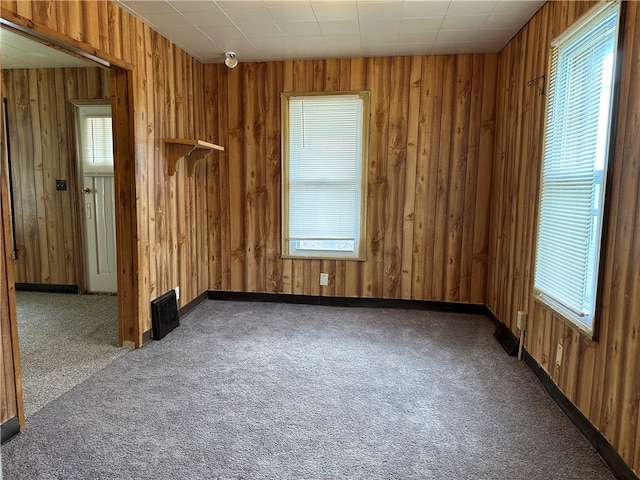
[224,52,238,69]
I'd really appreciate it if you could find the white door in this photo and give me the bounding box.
[76,104,117,293]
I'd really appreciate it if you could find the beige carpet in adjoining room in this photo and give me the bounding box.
[15,291,127,418]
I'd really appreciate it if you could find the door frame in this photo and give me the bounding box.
[0,18,139,348]
[69,99,114,294]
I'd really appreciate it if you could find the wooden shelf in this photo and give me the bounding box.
[163,138,224,176]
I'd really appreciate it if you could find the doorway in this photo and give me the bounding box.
[74,102,117,293]
[1,21,138,425]
[0,20,138,349]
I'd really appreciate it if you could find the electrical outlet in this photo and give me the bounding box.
[175,286,180,300]
[517,311,527,331]
[556,343,563,366]
[320,273,329,286]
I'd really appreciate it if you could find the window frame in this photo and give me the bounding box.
[281,91,370,261]
[532,0,623,339]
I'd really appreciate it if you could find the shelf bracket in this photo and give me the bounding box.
[163,138,224,177]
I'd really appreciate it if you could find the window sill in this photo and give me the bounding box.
[532,293,597,341]
[282,254,366,262]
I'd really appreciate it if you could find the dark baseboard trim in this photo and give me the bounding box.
[481,306,502,328]
[1,416,20,444]
[179,291,209,319]
[523,350,638,480]
[141,329,152,346]
[15,283,78,294]
[207,290,486,314]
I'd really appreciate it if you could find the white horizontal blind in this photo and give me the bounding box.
[534,1,620,332]
[286,94,364,257]
[79,105,113,174]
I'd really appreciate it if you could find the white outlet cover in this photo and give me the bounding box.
[556,343,563,366]
[320,273,329,286]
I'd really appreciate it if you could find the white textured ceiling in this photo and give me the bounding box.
[116,0,545,64]
[0,29,94,69]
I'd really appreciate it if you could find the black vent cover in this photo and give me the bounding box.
[494,324,519,356]
[151,290,179,340]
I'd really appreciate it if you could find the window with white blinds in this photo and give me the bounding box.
[533,0,620,335]
[78,105,113,175]
[282,92,369,260]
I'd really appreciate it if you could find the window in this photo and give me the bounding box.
[77,105,113,174]
[282,92,370,260]
[533,1,621,335]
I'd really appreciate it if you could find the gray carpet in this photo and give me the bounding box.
[2,301,614,479]
[15,291,127,418]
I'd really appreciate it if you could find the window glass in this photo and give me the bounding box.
[533,1,621,335]
[282,92,369,260]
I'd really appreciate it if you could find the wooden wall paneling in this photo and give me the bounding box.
[243,62,265,293]
[17,69,37,284]
[507,34,531,330]
[600,0,640,453]
[39,70,58,281]
[204,67,222,291]
[366,56,391,299]
[194,62,208,298]
[383,55,409,299]
[28,70,49,284]
[584,0,624,437]
[412,56,442,301]
[1,183,22,426]
[563,326,580,403]
[459,55,482,303]
[614,5,640,462]
[110,66,137,345]
[107,2,122,60]
[166,41,179,304]
[265,61,283,294]
[31,0,52,27]
[96,1,109,54]
[2,73,24,282]
[399,55,422,299]
[218,67,232,291]
[228,67,246,293]
[471,54,497,304]
[445,55,473,302]
[2,95,25,428]
[575,335,596,416]
[134,18,153,335]
[81,1,100,50]
[431,56,455,302]
[54,70,73,285]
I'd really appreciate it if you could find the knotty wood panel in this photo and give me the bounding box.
[2,67,110,286]
[204,54,497,304]
[488,1,640,474]
[1,98,25,427]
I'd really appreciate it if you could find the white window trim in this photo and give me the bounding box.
[281,91,370,261]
